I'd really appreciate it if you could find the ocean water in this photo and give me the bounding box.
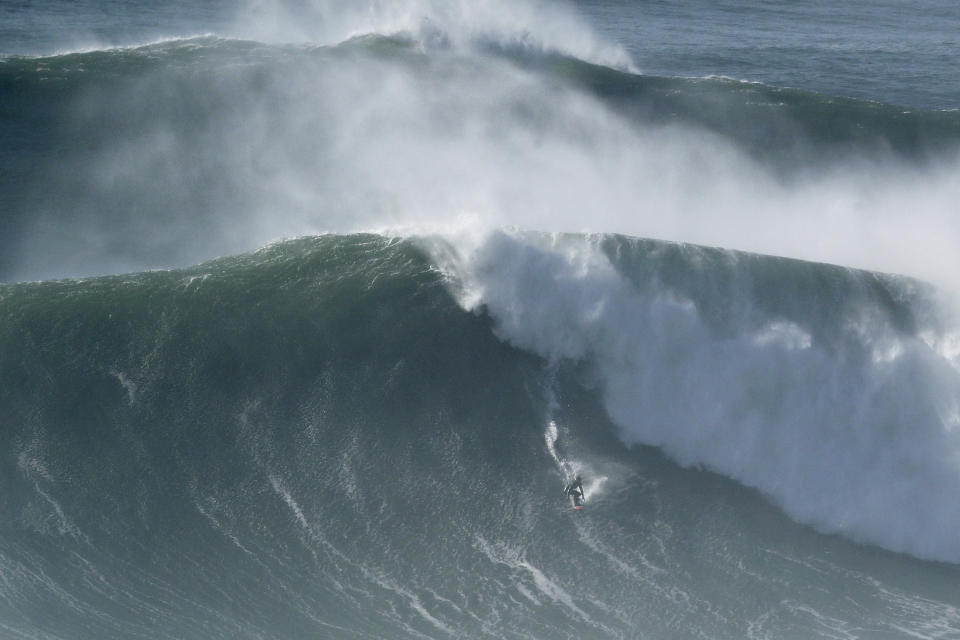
[2,1,960,639]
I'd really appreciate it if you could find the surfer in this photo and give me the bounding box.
[564,475,585,508]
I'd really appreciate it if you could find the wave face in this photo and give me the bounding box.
[1,233,960,640]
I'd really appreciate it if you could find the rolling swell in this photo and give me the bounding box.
[4,36,958,167]
[546,57,960,169]
[3,35,960,281]
[2,233,960,639]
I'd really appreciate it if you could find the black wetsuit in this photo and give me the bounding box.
[565,478,584,506]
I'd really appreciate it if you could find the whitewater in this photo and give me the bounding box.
[3,1,960,638]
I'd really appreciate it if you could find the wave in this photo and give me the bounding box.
[224,0,635,70]
[6,2,960,636]
[14,229,953,564]
[3,32,960,286]
[0,0,633,69]
[2,233,960,639]
[5,34,959,157]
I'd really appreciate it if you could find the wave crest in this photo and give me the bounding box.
[230,0,634,69]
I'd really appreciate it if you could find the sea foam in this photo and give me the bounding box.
[441,229,960,563]
[231,0,634,70]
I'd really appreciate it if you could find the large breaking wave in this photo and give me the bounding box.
[437,229,960,562]
[2,234,960,640]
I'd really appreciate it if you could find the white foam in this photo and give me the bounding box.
[269,473,310,530]
[194,497,255,557]
[22,3,960,293]
[231,0,634,70]
[474,536,592,622]
[17,451,54,484]
[109,369,138,406]
[445,230,960,563]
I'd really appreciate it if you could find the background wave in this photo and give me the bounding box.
[2,34,960,285]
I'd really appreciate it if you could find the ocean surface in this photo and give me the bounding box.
[3,1,960,638]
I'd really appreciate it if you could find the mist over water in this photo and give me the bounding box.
[230,0,633,67]
[1,0,959,288]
